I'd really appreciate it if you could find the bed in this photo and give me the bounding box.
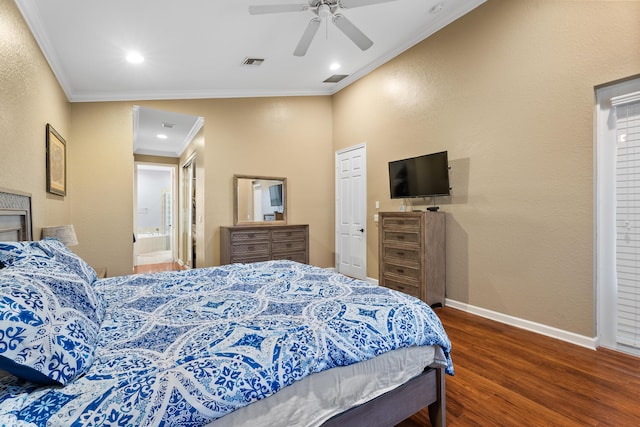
[0,189,452,427]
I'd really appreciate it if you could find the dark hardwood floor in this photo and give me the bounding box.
[132,261,186,274]
[398,307,640,426]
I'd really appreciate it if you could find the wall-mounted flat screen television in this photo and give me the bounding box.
[269,184,283,206]
[389,151,450,199]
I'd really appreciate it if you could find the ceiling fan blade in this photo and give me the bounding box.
[332,14,373,51]
[294,18,321,57]
[338,0,396,9]
[249,4,309,15]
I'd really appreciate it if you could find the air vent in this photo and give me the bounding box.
[161,122,175,128]
[323,74,349,83]
[242,57,265,67]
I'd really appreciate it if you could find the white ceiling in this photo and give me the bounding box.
[133,107,204,157]
[15,0,485,156]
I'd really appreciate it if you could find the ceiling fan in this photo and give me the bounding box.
[249,0,396,56]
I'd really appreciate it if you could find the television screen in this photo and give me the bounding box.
[389,151,450,199]
[269,184,283,206]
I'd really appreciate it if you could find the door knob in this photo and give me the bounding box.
[358,228,364,233]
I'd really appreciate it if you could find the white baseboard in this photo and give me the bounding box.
[445,299,598,350]
[363,278,596,350]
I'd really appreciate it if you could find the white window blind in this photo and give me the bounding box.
[614,92,640,349]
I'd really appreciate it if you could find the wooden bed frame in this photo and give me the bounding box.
[0,188,446,427]
[322,366,446,427]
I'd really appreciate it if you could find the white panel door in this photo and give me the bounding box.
[596,78,640,357]
[614,95,640,351]
[336,144,367,279]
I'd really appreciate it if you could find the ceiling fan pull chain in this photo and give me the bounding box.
[326,17,329,40]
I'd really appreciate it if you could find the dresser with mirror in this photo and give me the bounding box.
[221,175,309,265]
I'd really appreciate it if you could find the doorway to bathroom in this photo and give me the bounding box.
[134,163,178,266]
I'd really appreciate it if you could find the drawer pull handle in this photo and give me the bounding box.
[396,236,405,240]
[398,221,405,225]
[397,285,405,290]
[397,252,405,256]
[248,246,255,251]
[248,233,255,238]
[396,268,405,274]
[286,232,292,236]
[286,243,292,247]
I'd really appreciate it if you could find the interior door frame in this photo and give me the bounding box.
[335,143,368,279]
[181,155,196,268]
[133,161,178,265]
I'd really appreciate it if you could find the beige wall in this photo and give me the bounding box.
[333,0,640,336]
[69,102,135,275]
[69,97,334,275]
[4,0,640,338]
[0,0,71,236]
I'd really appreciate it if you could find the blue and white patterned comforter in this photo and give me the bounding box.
[0,260,452,426]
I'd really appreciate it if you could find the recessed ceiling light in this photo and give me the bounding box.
[157,134,168,139]
[330,62,341,71]
[126,52,144,64]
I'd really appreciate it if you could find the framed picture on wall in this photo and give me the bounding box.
[46,123,66,196]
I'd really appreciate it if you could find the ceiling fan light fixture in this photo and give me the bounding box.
[318,3,331,19]
[250,0,393,56]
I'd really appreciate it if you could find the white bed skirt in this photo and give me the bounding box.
[209,345,446,427]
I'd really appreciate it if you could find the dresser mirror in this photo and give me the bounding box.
[234,175,287,225]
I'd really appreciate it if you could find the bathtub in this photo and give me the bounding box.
[135,233,169,255]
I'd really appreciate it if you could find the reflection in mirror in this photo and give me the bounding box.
[234,175,287,225]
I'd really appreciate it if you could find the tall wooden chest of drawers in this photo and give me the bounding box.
[220,224,309,265]
[378,212,445,307]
